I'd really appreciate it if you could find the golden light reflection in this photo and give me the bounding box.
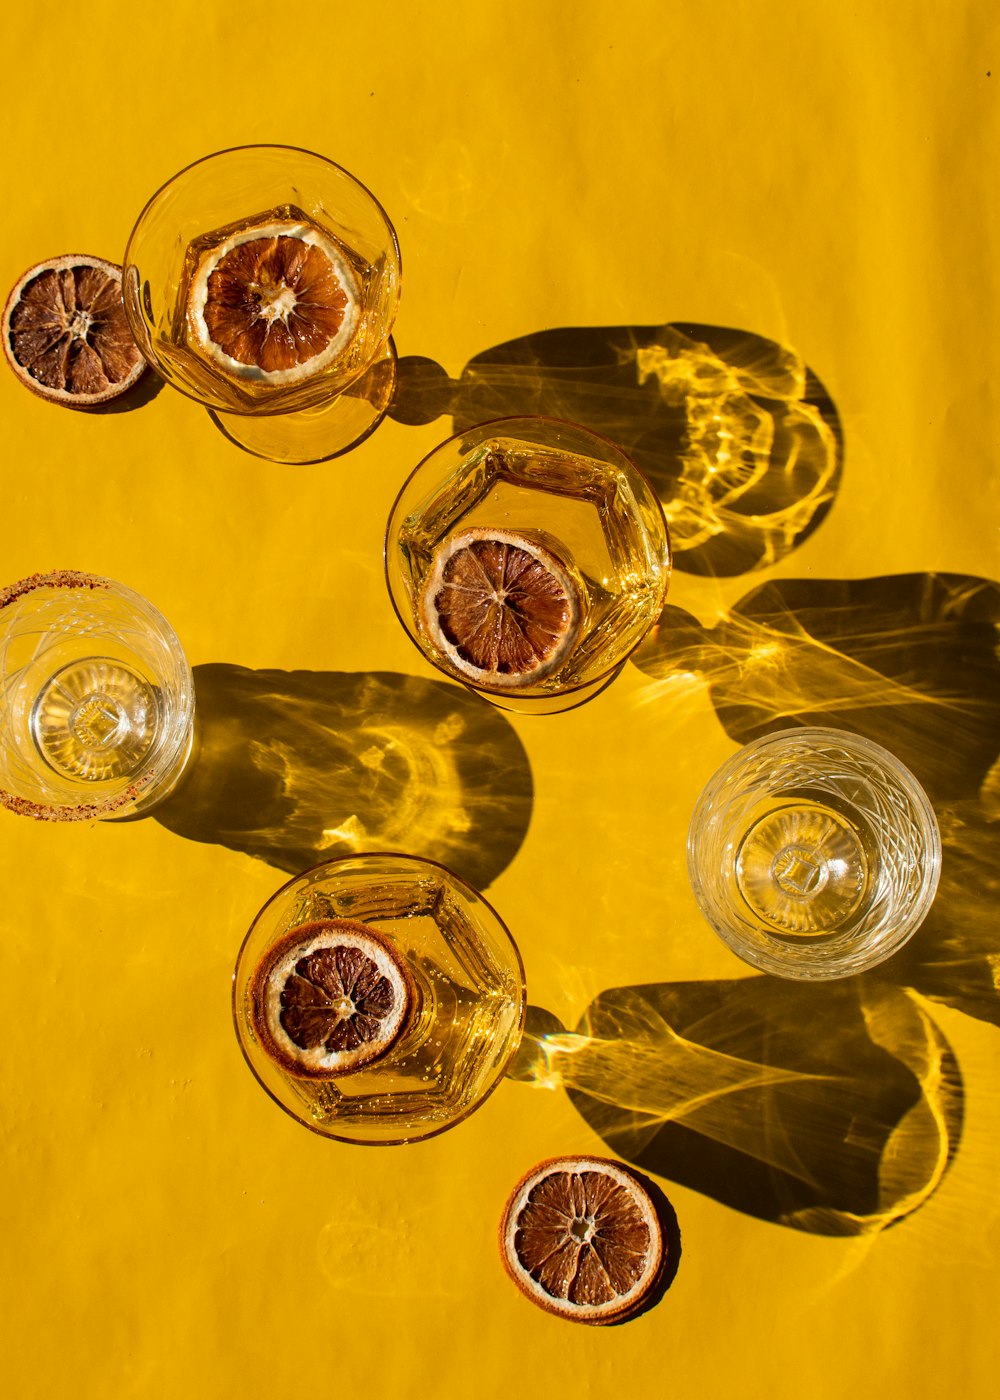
[508,978,962,1237]
[631,329,840,571]
[154,664,533,891]
[389,322,842,576]
[633,572,1000,1026]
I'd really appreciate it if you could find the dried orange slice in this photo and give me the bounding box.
[249,919,413,1079]
[186,220,359,386]
[420,528,583,689]
[2,254,146,407]
[500,1155,665,1325]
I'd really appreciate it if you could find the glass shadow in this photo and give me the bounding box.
[510,977,962,1237]
[632,571,1000,1025]
[389,322,842,578]
[152,664,533,891]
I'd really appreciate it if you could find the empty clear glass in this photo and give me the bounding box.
[687,728,941,979]
[0,571,195,821]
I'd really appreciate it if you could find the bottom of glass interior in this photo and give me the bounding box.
[734,800,872,936]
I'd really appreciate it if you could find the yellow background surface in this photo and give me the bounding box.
[1,2,998,1397]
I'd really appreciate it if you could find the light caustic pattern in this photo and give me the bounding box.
[513,978,960,1236]
[631,327,839,569]
[633,573,1000,812]
[156,668,533,892]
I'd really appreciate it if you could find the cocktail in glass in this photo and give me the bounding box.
[232,852,526,1144]
[385,416,671,714]
[123,145,401,464]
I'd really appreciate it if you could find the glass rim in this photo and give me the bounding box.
[230,849,527,1146]
[383,414,672,705]
[124,141,402,274]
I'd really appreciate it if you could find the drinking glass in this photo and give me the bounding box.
[122,145,401,464]
[385,416,671,715]
[687,727,941,979]
[232,853,526,1144]
[0,571,195,821]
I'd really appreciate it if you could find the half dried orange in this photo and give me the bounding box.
[249,919,413,1079]
[500,1155,665,1324]
[3,254,146,407]
[185,219,359,385]
[420,528,583,689]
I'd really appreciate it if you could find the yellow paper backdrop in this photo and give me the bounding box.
[1,2,998,1397]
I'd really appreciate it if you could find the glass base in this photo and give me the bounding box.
[31,657,156,782]
[735,801,870,935]
[107,724,198,822]
[209,340,397,464]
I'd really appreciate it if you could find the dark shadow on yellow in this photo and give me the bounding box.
[509,978,962,1237]
[632,572,1000,1024]
[91,366,167,413]
[152,663,533,891]
[389,323,842,578]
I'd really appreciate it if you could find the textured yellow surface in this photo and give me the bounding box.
[1,2,998,1397]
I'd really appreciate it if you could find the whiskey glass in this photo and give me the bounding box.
[385,416,671,715]
[122,144,401,464]
[687,728,941,979]
[232,853,526,1145]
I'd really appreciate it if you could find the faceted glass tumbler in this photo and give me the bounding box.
[687,727,941,979]
[232,852,526,1144]
[385,415,671,715]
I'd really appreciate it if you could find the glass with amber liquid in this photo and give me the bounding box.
[123,145,401,463]
[232,853,526,1145]
[385,417,671,714]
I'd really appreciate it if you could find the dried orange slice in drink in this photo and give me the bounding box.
[420,528,583,689]
[2,254,146,407]
[185,220,359,386]
[500,1155,665,1324]
[249,919,413,1079]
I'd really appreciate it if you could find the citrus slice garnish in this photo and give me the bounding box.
[185,220,359,386]
[420,528,583,689]
[2,255,146,407]
[500,1155,665,1325]
[249,919,413,1079]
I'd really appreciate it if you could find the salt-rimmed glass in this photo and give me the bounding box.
[0,571,195,821]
